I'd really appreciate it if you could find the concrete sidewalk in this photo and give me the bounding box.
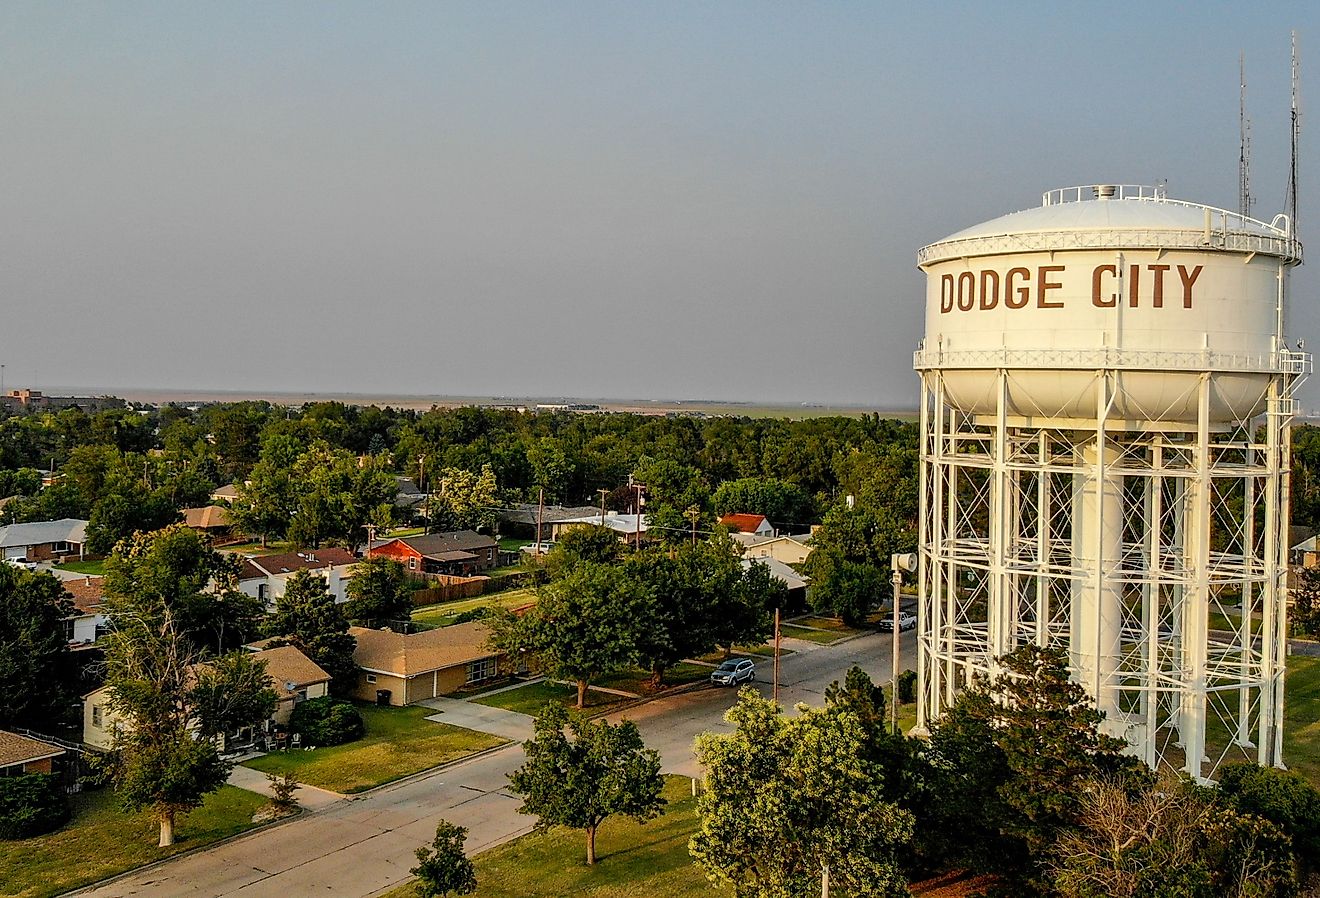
[226,762,347,811]
[417,696,535,742]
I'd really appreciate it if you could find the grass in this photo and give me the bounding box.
[499,537,532,552]
[0,785,267,898]
[242,703,506,793]
[471,681,629,717]
[794,615,866,634]
[381,776,718,898]
[1283,655,1320,785]
[597,663,712,695]
[411,587,537,630]
[694,644,793,663]
[53,559,107,576]
[779,624,849,645]
[218,540,294,555]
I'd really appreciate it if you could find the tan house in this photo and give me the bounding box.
[83,645,331,749]
[349,622,501,706]
[735,532,814,566]
[182,505,234,541]
[0,730,66,776]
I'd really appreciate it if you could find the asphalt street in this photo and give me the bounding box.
[71,629,916,898]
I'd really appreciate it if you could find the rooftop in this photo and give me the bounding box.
[239,548,357,580]
[0,518,87,549]
[0,730,65,768]
[350,622,496,677]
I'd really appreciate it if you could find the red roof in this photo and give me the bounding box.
[63,577,105,615]
[238,548,357,581]
[719,514,770,533]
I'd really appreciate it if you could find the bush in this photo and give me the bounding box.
[0,773,70,839]
[451,606,491,625]
[897,670,917,705]
[289,697,365,747]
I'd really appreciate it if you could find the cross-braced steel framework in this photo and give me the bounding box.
[914,357,1308,780]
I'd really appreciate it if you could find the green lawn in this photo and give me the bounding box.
[381,776,719,898]
[498,537,532,552]
[779,624,848,645]
[794,615,866,634]
[596,663,712,695]
[0,785,267,898]
[471,681,629,717]
[53,559,106,576]
[1283,655,1320,785]
[411,588,537,630]
[243,704,506,793]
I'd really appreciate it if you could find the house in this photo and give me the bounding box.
[497,503,602,540]
[349,622,501,705]
[547,513,648,543]
[368,531,498,575]
[182,506,233,541]
[0,730,66,776]
[741,556,810,609]
[0,518,88,562]
[736,532,815,567]
[393,476,427,515]
[249,645,332,726]
[236,549,359,607]
[719,513,775,538]
[63,577,108,647]
[83,644,331,750]
[210,484,241,505]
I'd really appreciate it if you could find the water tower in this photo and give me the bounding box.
[913,184,1307,779]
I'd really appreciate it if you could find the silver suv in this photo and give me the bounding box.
[710,658,756,687]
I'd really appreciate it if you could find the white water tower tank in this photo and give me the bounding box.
[913,184,1307,780]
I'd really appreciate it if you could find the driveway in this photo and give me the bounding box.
[416,696,535,742]
[71,628,916,898]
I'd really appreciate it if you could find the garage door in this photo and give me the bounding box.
[4,547,26,559]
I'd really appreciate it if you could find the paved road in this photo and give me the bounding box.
[72,630,916,898]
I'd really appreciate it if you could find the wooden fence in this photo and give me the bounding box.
[411,575,489,606]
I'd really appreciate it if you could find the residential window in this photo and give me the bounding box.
[92,706,103,727]
[408,557,417,571]
[466,657,497,684]
[257,583,269,603]
[366,674,377,684]
[487,548,494,561]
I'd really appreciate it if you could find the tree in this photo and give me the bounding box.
[102,606,231,846]
[264,571,358,694]
[489,562,650,708]
[544,524,623,578]
[0,566,76,730]
[1216,762,1320,885]
[229,434,300,547]
[509,703,665,865]
[190,651,277,743]
[1291,565,1320,638]
[345,555,414,629]
[806,550,884,626]
[691,688,913,898]
[411,819,477,897]
[428,464,499,533]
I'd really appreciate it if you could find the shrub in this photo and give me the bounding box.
[451,606,491,625]
[289,697,365,747]
[0,773,69,839]
[897,670,917,705]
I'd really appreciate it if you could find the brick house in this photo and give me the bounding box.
[367,531,498,576]
[0,730,66,776]
[0,519,88,562]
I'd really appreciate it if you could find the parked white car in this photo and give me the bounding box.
[3,557,38,571]
[879,611,917,632]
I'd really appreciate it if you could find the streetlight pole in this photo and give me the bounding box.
[890,552,916,736]
[773,606,781,705]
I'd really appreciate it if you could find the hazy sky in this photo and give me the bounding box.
[2,2,1317,407]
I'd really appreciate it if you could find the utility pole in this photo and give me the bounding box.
[418,454,428,534]
[632,482,645,549]
[597,488,609,526]
[365,523,377,556]
[685,505,701,546]
[891,566,903,736]
[773,606,781,704]
[535,486,545,556]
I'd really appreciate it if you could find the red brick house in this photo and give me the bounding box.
[368,531,498,576]
[0,730,65,776]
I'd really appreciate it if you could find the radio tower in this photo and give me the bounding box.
[1240,53,1253,219]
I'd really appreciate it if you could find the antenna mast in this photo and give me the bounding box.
[1288,30,1300,235]
[1240,52,1253,219]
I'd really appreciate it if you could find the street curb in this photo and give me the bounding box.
[61,805,306,897]
[349,739,521,799]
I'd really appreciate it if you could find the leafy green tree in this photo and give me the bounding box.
[1216,762,1320,883]
[102,607,231,846]
[0,773,69,839]
[345,556,414,629]
[489,563,650,708]
[229,434,301,546]
[264,571,358,694]
[691,688,913,898]
[0,566,76,730]
[509,703,665,865]
[411,819,477,897]
[806,551,884,626]
[428,464,499,533]
[190,651,277,743]
[1290,565,1320,638]
[103,524,257,651]
[86,486,179,555]
[544,524,623,578]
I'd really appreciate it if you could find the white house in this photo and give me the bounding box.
[235,549,358,607]
[548,513,649,542]
[719,514,775,538]
[63,577,108,647]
